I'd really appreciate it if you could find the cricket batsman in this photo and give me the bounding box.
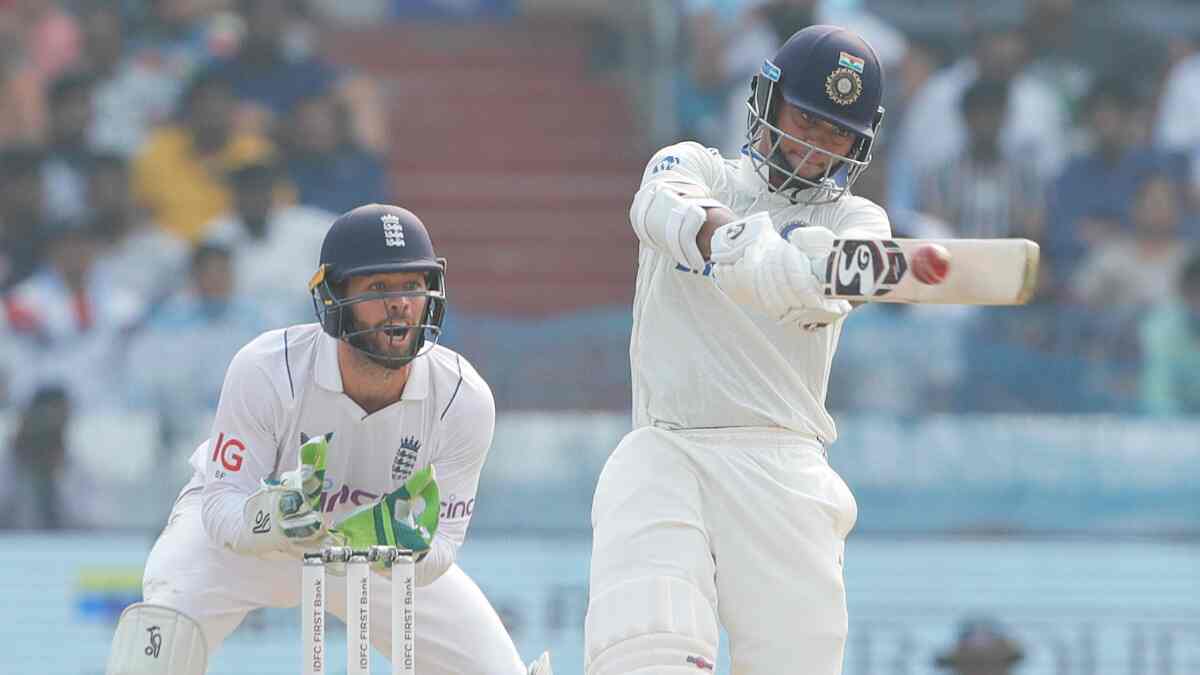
[586,26,890,674]
[106,204,552,674]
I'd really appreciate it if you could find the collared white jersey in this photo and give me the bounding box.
[629,141,891,444]
[188,323,494,586]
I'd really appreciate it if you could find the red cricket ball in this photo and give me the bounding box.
[911,243,951,285]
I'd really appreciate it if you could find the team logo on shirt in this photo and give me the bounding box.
[391,436,422,481]
[382,213,406,247]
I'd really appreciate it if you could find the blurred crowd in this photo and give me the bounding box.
[0,0,389,422]
[674,0,1200,416]
[0,0,394,528]
[3,0,1200,530]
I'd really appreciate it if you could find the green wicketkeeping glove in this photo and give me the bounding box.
[237,432,332,556]
[327,465,440,563]
[277,432,331,514]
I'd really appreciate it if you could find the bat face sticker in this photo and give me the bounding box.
[827,239,907,298]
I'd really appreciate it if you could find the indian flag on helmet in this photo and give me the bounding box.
[838,51,865,73]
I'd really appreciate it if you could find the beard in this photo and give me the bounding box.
[345,319,420,370]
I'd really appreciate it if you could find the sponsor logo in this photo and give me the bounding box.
[309,576,324,671]
[687,655,715,671]
[761,59,781,82]
[211,432,245,475]
[440,494,475,520]
[316,480,478,520]
[824,239,906,299]
[779,220,811,241]
[382,213,405,247]
[650,155,680,175]
[144,626,162,658]
[252,510,272,534]
[391,436,421,481]
[674,262,715,277]
[319,484,380,513]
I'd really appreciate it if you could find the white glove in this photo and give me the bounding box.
[710,213,851,327]
[233,433,332,557]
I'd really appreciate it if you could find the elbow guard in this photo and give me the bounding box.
[630,182,724,270]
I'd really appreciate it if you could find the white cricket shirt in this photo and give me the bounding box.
[630,141,891,444]
[187,323,494,585]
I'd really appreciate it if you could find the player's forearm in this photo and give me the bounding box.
[630,181,726,270]
[200,482,253,551]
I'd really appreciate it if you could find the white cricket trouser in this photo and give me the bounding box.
[586,426,858,675]
[142,488,525,675]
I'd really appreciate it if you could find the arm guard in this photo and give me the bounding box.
[630,181,724,270]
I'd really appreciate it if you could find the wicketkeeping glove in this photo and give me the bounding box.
[327,465,440,565]
[235,433,332,556]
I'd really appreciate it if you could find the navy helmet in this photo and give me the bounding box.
[308,204,447,367]
[744,24,885,204]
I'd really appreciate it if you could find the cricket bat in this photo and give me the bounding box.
[820,238,1040,305]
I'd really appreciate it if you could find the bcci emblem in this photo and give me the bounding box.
[391,436,421,481]
[382,213,405,247]
[824,67,862,106]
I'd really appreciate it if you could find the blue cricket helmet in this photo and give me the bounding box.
[308,203,447,366]
[744,25,886,203]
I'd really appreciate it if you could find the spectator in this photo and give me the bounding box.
[917,78,1043,240]
[125,0,239,84]
[2,0,81,85]
[0,298,29,410]
[205,156,334,323]
[715,0,814,156]
[889,22,1069,215]
[1140,250,1200,416]
[934,618,1024,675]
[1067,172,1191,404]
[0,24,44,144]
[673,0,757,148]
[4,221,143,412]
[0,0,82,144]
[41,69,97,224]
[214,0,386,151]
[282,89,387,214]
[3,385,71,530]
[1071,172,1190,311]
[1017,0,1153,121]
[1046,75,1179,276]
[87,153,189,305]
[1157,39,1200,196]
[79,4,176,157]
[131,67,276,243]
[1021,0,1092,114]
[0,145,50,290]
[125,243,266,445]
